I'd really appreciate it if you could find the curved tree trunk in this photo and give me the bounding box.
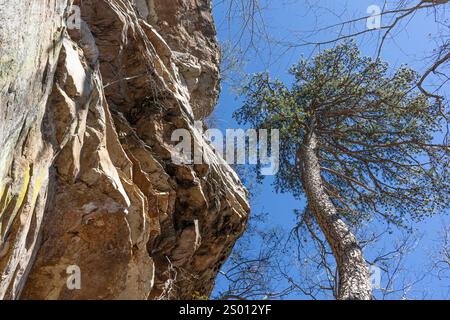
[300,131,372,300]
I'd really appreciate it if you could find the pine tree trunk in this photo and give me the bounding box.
[300,131,372,300]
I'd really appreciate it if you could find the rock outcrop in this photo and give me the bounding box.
[0,0,249,300]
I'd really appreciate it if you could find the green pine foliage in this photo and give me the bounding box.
[234,41,450,227]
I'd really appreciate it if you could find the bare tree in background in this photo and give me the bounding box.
[431,224,450,280]
[288,209,429,300]
[215,223,290,300]
[217,1,449,107]
[215,204,429,300]
[215,0,269,54]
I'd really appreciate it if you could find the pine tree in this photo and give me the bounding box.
[234,42,450,299]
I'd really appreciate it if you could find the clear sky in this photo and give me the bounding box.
[210,0,449,299]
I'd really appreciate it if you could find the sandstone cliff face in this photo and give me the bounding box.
[0,0,249,300]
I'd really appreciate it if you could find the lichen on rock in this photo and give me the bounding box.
[0,0,249,300]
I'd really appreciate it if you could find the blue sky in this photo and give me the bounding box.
[210,0,449,299]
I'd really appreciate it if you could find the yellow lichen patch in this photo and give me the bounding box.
[0,165,32,241]
[16,165,32,212]
[30,168,48,207]
[18,167,48,227]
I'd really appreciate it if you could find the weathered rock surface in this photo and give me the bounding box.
[0,0,249,300]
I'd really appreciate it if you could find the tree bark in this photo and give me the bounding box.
[300,131,372,300]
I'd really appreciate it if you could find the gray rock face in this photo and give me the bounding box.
[0,0,249,300]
